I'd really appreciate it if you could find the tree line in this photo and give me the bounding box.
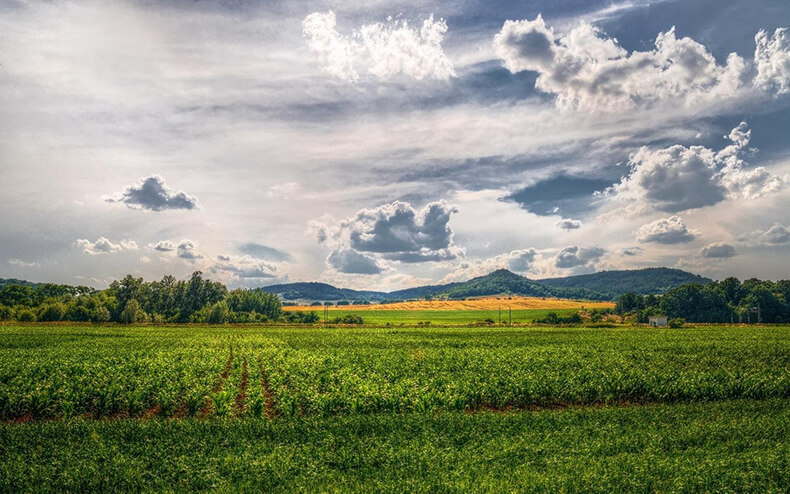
[0,272,286,324]
[616,277,790,323]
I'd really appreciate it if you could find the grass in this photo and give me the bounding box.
[1,323,788,491]
[1,400,787,492]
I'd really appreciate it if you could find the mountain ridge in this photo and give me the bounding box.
[260,267,710,302]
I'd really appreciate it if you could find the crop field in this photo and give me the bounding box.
[1,323,788,491]
[282,296,614,325]
[290,307,585,325]
[284,296,615,311]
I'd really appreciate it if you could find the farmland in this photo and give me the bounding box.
[1,323,788,491]
[282,295,614,325]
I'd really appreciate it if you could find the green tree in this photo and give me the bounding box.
[120,299,146,324]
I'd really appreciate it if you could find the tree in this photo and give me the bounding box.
[38,302,67,322]
[120,299,146,324]
[207,301,230,325]
[0,285,34,307]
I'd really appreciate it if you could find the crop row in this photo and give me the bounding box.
[0,325,788,420]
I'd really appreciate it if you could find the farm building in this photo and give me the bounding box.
[649,316,668,327]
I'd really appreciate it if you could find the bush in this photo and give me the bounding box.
[92,306,111,323]
[535,312,582,325]
[16,309,36,322]
[207,302,230,325]
[283,311,321,324]
[38,302,67,322]
[332,314,364,325]
[0,304,13,320]
[669,318,685,329]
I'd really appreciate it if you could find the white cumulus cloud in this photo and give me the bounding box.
[303,11,455,82]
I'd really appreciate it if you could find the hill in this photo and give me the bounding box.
[261,267,709,302]
[536,268,712,299]
[258,282,386,302]
[436,269,608,300]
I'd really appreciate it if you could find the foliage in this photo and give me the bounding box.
[332,314,364,325]
[282,311,320,324]
[535,311,582,324]
[669,318,685,328]
[15,309,36,322]
[616,277,790,323]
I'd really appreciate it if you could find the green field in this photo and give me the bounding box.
[300,308,580,325]
[1,323,789,491]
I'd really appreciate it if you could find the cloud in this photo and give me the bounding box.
[494,16,758,111]
[237,243,291,262]
[505,174,611,217]
[151,240,176,252]
[176,239,202,260]
[76,236,137,255]
[303,11,455,82]
[761,223,790,244]
[555,218,582,230]
[439,248,540,282]
[8,258,40,268]
[211,255,278,279]
[754,28,790,94]
[315,200,460,264]
[507,248,538,272]
[621,247,643,256]
[605,122,783,213]
[699,242,737,258]
[106,175,198,211]
[554,246,605,268]
[636,216,699,244]
[327,248,383,275]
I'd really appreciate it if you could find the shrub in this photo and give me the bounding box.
[332,314,364,325]
[207,302,230,325]
[669,318,686,329]
[38,302,67,322]
[0,304,13,320]
[16,309,36,322]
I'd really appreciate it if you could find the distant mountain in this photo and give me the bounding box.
[537,268,712,299]
[260,267,709,302]
[259,282,386,302]
[435,269,608,300]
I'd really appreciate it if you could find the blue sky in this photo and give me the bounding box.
[1,0,789,289]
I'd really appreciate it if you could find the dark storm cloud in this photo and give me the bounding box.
[327,249,382,275]
[505,175,612,217]
[107,175,198,211]
[554,246,605,268]
[238,243,291,262]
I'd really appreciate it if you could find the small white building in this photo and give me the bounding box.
[649,315,668,327]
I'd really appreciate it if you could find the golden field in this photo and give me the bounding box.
[283,296,615,312]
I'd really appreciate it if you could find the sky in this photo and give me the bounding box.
[1,0,789,290]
